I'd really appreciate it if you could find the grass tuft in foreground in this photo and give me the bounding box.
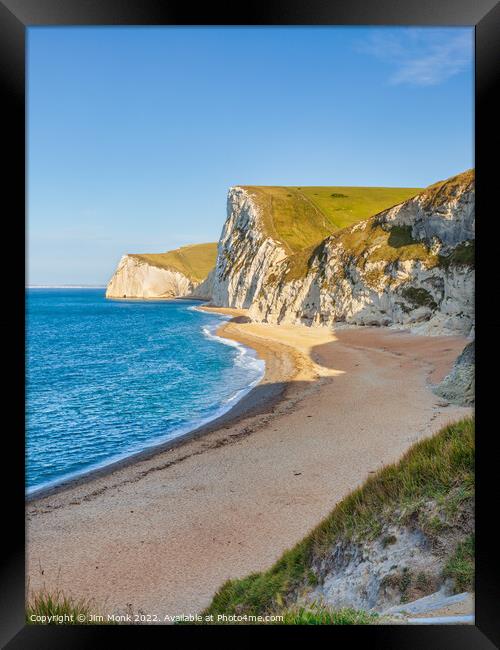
[443,534,475,593]
[278,604,378,625]
[26,589,106,625]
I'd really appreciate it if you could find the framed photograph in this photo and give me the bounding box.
[1,0,498,646]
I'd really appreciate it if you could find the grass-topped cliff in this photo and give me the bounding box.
[229,170,475,334]
[107,242,218,299]
[240,185,422,255]
[204,418,474,623]
[281,170,474,283]
[420,168,474,210]
[213,171,474,334]
[130,242,218,283]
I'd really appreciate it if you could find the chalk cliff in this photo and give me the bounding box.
[210,187,289,308]
[209,171,475,336]
[106,243,217,299]
[106,172,474,337]
[106,255,194,299]
[433,341,475,406]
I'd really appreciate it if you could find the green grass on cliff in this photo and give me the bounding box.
[438,240,475,269]
[131,242,217,282]
[277,605,378,625]
[283,217,436,283]
[203,417,474,621]
[443,534,475,593]
[246,170,473,284]
[240,185,422,254]
[420,169,474,210]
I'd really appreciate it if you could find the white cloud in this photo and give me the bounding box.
[358,28,473,86]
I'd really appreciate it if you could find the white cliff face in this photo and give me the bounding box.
[433,341,474,406]
[380,172,475,247]
[106,255,194,299]
[211,173,475,336]
[211,187,288,308]
[252,254,474,336]
[190,268,214,300]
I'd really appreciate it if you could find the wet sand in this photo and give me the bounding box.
[26,312,471,618]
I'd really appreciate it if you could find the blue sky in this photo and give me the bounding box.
[27,27,474,285]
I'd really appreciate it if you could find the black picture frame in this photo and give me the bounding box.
[2,1,498,647]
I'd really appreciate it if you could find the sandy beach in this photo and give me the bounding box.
[26,312,471,619]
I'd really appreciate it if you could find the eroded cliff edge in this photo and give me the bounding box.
[106,243,217,299]
[209,170,474,337]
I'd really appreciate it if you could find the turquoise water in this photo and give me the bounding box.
[26,289,264,494]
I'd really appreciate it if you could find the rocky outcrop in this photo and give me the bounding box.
[381,172,475,247]
[203,418,474,620]
[189,268,215,300]
[305,500,473,613]
[106,172,474,335]
[433,341,475,406]
[211,187,288,308]
[106,243,218,299]
[106,255,194,299]
[210,171,475,336]
[287,423,475,615]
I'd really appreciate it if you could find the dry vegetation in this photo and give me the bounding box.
[130,242,217,282]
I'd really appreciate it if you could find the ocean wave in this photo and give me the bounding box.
[202,323,264,374]
[26,299,266,497]
[26,357,264,498]
[191,305,265,380]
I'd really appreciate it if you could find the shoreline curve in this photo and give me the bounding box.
[26,306,296,503]
[27,318,471,617]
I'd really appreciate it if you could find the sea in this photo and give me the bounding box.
[26,288,264,495]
